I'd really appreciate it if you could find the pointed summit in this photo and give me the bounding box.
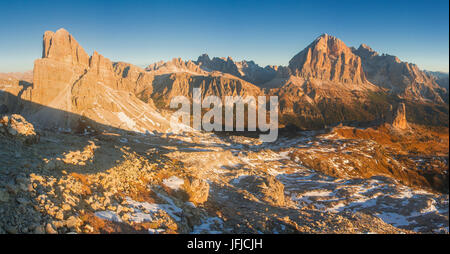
[288,34,367,84]
[197,53,211,63]
[359,43,374,51]
[353,43,379,58]
[391,103,409,130]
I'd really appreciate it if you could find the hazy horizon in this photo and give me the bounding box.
[1,0,448,73]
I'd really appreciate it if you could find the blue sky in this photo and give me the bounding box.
[0,0,448,72]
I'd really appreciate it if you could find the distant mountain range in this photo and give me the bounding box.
[424,70,449,90]
[0,29,448,133]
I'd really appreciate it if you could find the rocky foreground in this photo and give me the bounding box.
[0,116,448,234]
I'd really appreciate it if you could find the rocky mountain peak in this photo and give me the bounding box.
[89,51,114,73]
[42,28,90,67]
[197,53,211,63]
[355,44,379,58]
[359,43,375,52]
[288,34,368,84]
[313,33,353,56]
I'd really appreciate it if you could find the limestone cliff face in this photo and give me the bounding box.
[353,44,447,104]
[288,34,368,85]
[113,62,155,101]
[42,29,90,66]
[139,56,265,110]
[25,28,170,133]
[31,29,89,106]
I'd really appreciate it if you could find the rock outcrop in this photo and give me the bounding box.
[235,175,285,206]
[0,114,39,144]
[391,103,409,130]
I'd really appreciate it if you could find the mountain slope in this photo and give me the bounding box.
[353,44,447,104]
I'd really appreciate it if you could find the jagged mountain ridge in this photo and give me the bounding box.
[353,44,447,104]
[144,33,447,105]
[1,29,448,132]
[141,33,447,128]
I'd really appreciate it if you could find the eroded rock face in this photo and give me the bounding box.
[288,34,368,85]
[0,114,39,144]
[26,28,170,133]
[42,29,90,66]
[236,175,285,206]
[31,29,90,106]
[353,44,447,104]
[391,103,409,130]
[149,72,263,110]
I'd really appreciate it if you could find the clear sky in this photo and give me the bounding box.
[1,0,448,72]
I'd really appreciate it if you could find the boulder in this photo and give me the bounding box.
[236,175,285,206]
[165,176,210,205]
[0,114,39,144]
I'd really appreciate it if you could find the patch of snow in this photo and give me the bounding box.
[116,112,136,129]
[232,175,250,185]
[95,210,122,223]
[163,176,185,191]
[148,228,165,234]
[191,217,224,234]
[377,212,411,227]
[125,194,183,223]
